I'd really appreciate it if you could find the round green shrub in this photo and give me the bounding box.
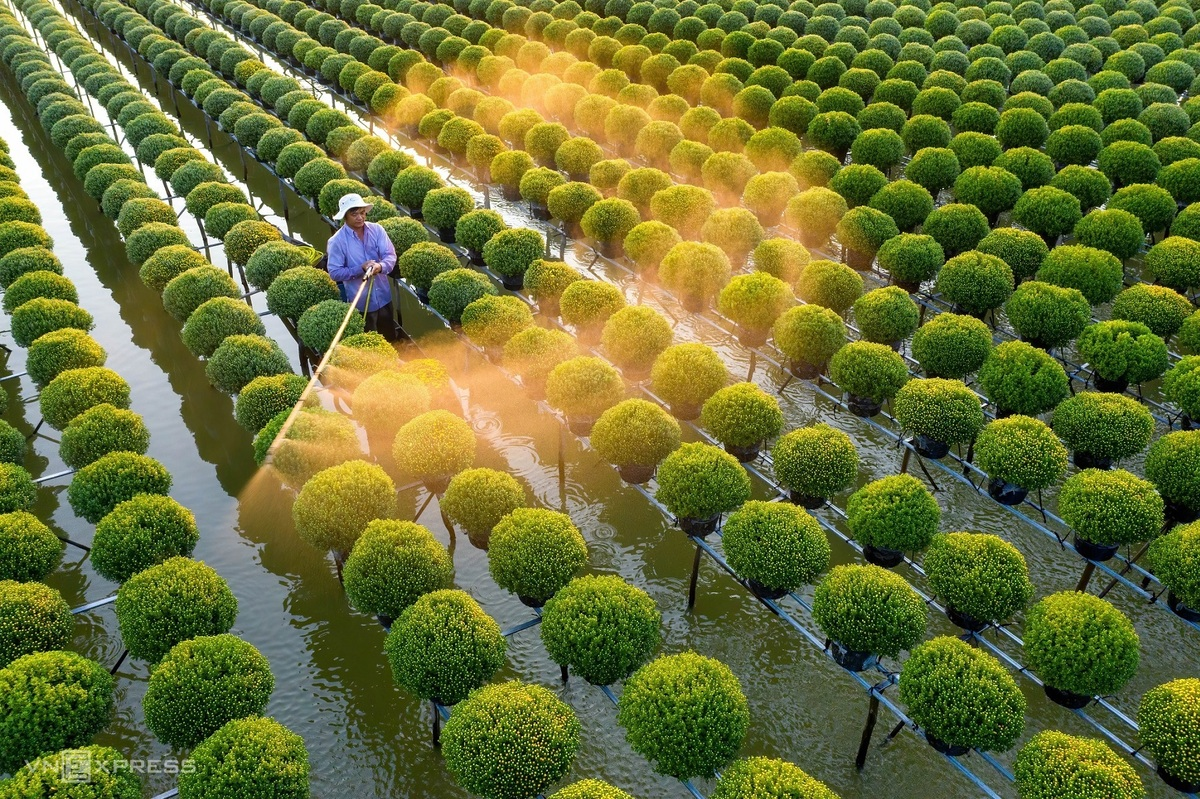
[1035,244,1123,305]
[384,588,505,704]
[828,340,909,405]
[813,564,927,657]
[0,580,71,668]
[1051,391,1154,462]
[847,473,941,554]
[1144,431,1200,515]
[899,636,1026,751]
[58,402,148,470]
[1148,520,1200,613]
[935,251,1013,317]
[488,508,586,604]
[0,744,142,799]
[876,233,945,287]
[655,442,752,522]
[38,365,129,432]
[114,556,237,664]
[1165,356,1200,421]
[343,519,452,620]
[181,296,267,358]
[650,343,727,416]
[428,268,497,323]
[976,341,1067,417]
[926,532,1032,625]
[441,680,579,798]
[391,409,476,487]
[1059,467,1164,550]
[953,166,1022,221]
[921,202,989,256]
[1,270,76,315]
[540,574,660,687]
[0,650,114,774]
[205,334,292,394]
[1014,730,1145,799]
[723,500,830,592]
[143,634,273,748]
[440,467,525,543]
[1137,679,1200,789]
[851,286,919,345]
[911,313,992,379]
[264,266,339,320]
[976,415,1068,490]
[292,459,395,554]
[0,511,61,583]
[1025,591,1139,697]
[11,297,93,348]
[1145,235,1200,293]
[1078,320,1168,385]
[89,493,199,585]
[296,299,364,355]
[1112,283,1193,341]
[163,266,241,323]
[710,758,839,799]
[771,424,858,501]
[0,463,35,514]
[894,377,985,446]
[0,246,61,289]
[617,652,748,780]
[591,399,681,471]
[482,227,543,279]
[701,382,783,450]
[177,716,309,799]
[773,304,847,371]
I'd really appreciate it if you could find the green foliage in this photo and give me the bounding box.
[0,580,71,668]
[482,227,544,278]
[921,203,989,256]
[0,511,62,583]
[655,442,752,521]
[488,508,587,604]
[455,209,506,254]
[591,399,681,469]
[10,297,93,348]
[1036,244,1124,305]
[59,403,149,470]
[504,327,578,390]
[771,424,858,500]
[1005,281,1091,349]
[182,296,267,358]
[163,266,241,323]
[828,340,909,404]
[90,494,199,584]
[1060,468,1165,549]
[391,410,476,485]
[441,468,525,540]
[115,556,237,664]
[699,382,784,449]
[0,463,35,514]
[773,304,846,369]
[143,634,274,748]
[894,377,985,445]
[351,371,430,432]
[0,745,141,799]
[205,334,292,394]
[442,681,580,799]
[461,295,533,349]
[429,268,497,323]
[1165,356,1200,420]
[978,341,1069,416]
[178,716,309,799]
[926,532,1032,625]
[0,245,61,289]
[1145,235,1200,293]
[912,312,993,379]
[292,460,396,554]
[899,636,1026,751]
[1144,431,1200,513]
[1014,730,1145,799]
[813,564,927,657]
[617,651,749,780]
[232,373,306,435]
[1148,521,1200,611]
[540,575,660,686]
[1052,392,1155,462]
[1077,320,1168,385]
[39,366,129,431]
[559,280,626,332]
[0,651,114,774]
[1025,591,1139,697]
[138,245,209,294]
[724,500,830,591]
[297,300,364,354]
[976,415,1068,490]
[650,343,727,414]
[1112,284,1193,339]
[125,222,190,267]
[343,520,452,620]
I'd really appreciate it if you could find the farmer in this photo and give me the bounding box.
[327,193,401,341]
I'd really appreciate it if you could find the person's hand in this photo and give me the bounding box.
[362,260,379,276]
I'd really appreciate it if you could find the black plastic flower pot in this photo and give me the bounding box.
[1072,450,1113,470]
[498,272,525,290]
[830,641,874,671]
[567,416,596,436]
[800,231,828,249]
[678,514,720,537]
[466,248,485,266]
[1044,684,1092,709]
[1164,500,1200,524]
[536,297,560,318]
[499,184,520,201]
[529,201,551,221]
[669,402,702,421]
[617,463,655,484]
[893,278,921,294]
[747,578,789,600]
[913,434,950,459]
[723,442,762,463]
[435,226,456,243]
[945,605,988,633]
[1182,414,1195,431]
[519,594,546,609]
[1093,374,1129,394]
[466,529,491,551]
[847,394,882,418]
[788,490,827,509]
[1167,592,1200,622]
[414,286,430,304]
[787,359,823,380]
[1158,765,1200,794]
[377,614,394,630]
[987,477,1028,506]
[845,248,874,272]
[597,239,624,259]
[423,475,451,495]
[1073,535,1119,562]
[864,543,905,568]
[681,292,706,313]
[924,732,970,757]
[736,326,768,348]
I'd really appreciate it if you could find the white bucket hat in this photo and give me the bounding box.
[333,192,373,221]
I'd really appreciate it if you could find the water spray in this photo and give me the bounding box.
[262,270,376,468]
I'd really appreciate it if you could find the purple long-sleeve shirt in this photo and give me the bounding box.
[326,221,397,312]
